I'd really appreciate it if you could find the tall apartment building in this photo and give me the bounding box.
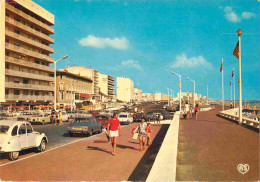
[55,70,93,109]
[98,74,114,101]
[60,66,100,103]
[134,88,142,102]
[116,77,134,103]
[0,0,55,107]
[142,93,154,102]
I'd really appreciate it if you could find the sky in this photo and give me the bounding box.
[35,0,259,100]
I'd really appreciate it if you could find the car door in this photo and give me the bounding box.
[26,123,36,147]
[18,124,28,149]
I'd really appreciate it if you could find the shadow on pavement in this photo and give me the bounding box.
[217,114,259,133]
[127,124,169,181]
[86,146,112,155]
[117,144,139,151]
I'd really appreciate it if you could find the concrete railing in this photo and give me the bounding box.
[146,111,180,182]
[219,108,259,129]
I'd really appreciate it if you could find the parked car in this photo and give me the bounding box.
[66,111,78,119]
[94,114,110,128]
[67,117,103,137]
[17,111,37,121]
[0,120,48,160]
[135,112,145,122]
[28,112,51,125]
[0,113,7,120]
[118,112,133,125]
[145,112,156,121]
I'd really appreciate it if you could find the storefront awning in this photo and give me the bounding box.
[80,93,93,98]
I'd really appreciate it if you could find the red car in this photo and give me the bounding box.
[94,114,110,128]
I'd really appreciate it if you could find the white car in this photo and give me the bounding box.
[0,120,48,161]
[118,112,133,125]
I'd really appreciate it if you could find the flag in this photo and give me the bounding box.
[230,81,231,86]
[232,69,234,77]
[220,62,223,72]
[233,41,239,59]
[237,79,239,84]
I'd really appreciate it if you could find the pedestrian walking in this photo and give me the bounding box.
[184,102,189,119]
[194,104,200,120]
[133,112,137,123]
[107,113,121,156]
[51,109,56,125]
[146,122,152,149]
[138,117,147,151]
[156,113,160,124]
[58,111,63,125]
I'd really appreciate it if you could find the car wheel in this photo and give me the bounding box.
[8,151,19,161]
[69,132,74,137]
[37,139,47,152]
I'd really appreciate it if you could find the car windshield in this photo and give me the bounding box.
[74,118,91,123]
[0,125,9,133]
[119,115,127,118]
[95,116,108,120]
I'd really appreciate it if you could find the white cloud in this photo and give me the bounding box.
[121,59,142,70]
[224,6,241,23]
[78,35,129,50]
[242,12,257,19]
[171,53,212,69]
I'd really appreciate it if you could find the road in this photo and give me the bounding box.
[0,102,170,181]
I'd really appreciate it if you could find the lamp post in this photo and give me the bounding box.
[187,78,196,108]
[54,55,68,111]
[171,71,182,112]
[236,29,243,124]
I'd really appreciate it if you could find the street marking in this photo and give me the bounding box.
[0,125,130,167]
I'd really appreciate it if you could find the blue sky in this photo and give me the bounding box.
[35,0,259,100]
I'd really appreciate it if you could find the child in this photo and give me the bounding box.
[146,123,152,149]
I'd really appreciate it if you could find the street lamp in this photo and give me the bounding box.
[171,71,182,112]
[187,78,196,108]
[54,55,68,111]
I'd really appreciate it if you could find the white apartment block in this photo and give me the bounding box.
[116,77,134,103]
[142,93,154,102]
[98,74,114,101]
[134,88,142,102]
[0,0,55,107]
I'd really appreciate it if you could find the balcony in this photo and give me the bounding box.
[5,56,54,73]
[5,16,54,44]
[6,4,54,34]
[5,94,54,101]
[5,43,54,63]
[5,69,54,82]
[5,82,54,91]
[5,29,54,53]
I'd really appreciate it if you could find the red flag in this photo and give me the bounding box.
[230,81,231,86]
[232,69,234,77]
[220,62,223,72]
[233,41,239,59]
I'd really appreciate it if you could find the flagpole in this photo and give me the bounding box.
[222,58,224,111]
[237,29,243,124]
[233,67,235,108]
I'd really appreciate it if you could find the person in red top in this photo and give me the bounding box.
[146,123,152,149]
[107,113,121,155]
[194,104,200,120]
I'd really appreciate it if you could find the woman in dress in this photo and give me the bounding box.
[138,117,147,151]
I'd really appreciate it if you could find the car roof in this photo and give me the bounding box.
[119,112,129,115]
[0,120,27,126]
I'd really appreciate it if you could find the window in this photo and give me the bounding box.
[15,30,20,34]
[60,92,64,100]
[5,52,9,56]
[23,79,29,84]
[26,124,33,133]
[12,125,18,136]
[23,90,29,95]
[35,91,39,96]
[35,60,40,64]
[5,89,9,95]
[18,124,26,135]
[5,64,9,69]
[15,18,20,22]
[14,90,20,95]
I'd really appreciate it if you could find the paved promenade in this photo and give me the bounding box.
[0,123,168,181]
[176,107,259,181]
